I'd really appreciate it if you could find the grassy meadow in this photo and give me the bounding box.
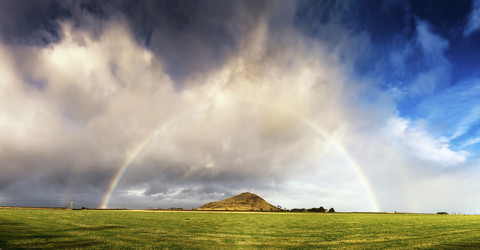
[1,209,480,249]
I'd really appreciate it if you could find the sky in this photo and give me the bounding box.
[1,0,480,213]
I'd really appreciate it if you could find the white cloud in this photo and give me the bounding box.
[464,0,480,37]
[460,137,480,148]
[450,106,480,140]
[416,21,449,61]
[387,117,467,166]
[410,20,450,95]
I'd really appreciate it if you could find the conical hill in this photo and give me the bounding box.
[197,192,280,211]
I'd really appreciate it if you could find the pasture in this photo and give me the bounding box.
[1,209,479,248]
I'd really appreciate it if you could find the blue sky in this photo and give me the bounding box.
[1,0,480,213]
[295,0,480,152]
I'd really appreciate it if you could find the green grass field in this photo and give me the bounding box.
[1,209,479,249]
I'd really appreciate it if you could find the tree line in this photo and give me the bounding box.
[289,206,335,213]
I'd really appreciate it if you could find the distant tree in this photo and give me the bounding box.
[437,211,448,215]
[306,206,326,212]
[169,207,183,211]
[291,208,306,212]
[328,208,335,213]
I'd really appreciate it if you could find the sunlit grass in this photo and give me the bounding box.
[1,209,480,248]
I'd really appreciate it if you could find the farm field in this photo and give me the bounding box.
[1,209,480,249]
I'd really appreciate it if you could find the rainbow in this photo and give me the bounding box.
[99,111,196,209]
[100,102,380,212]
[99,133,154,209]
[268,107,380,212]
[99,128,161,209]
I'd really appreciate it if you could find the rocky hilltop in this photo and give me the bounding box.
[197,192,280,211]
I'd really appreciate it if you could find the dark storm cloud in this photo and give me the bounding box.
[118,0,270,82]
[0,0,69,46]
[0,0,277,83]
[0,141,115,201]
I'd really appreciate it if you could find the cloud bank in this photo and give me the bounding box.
[1,1,479,213]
